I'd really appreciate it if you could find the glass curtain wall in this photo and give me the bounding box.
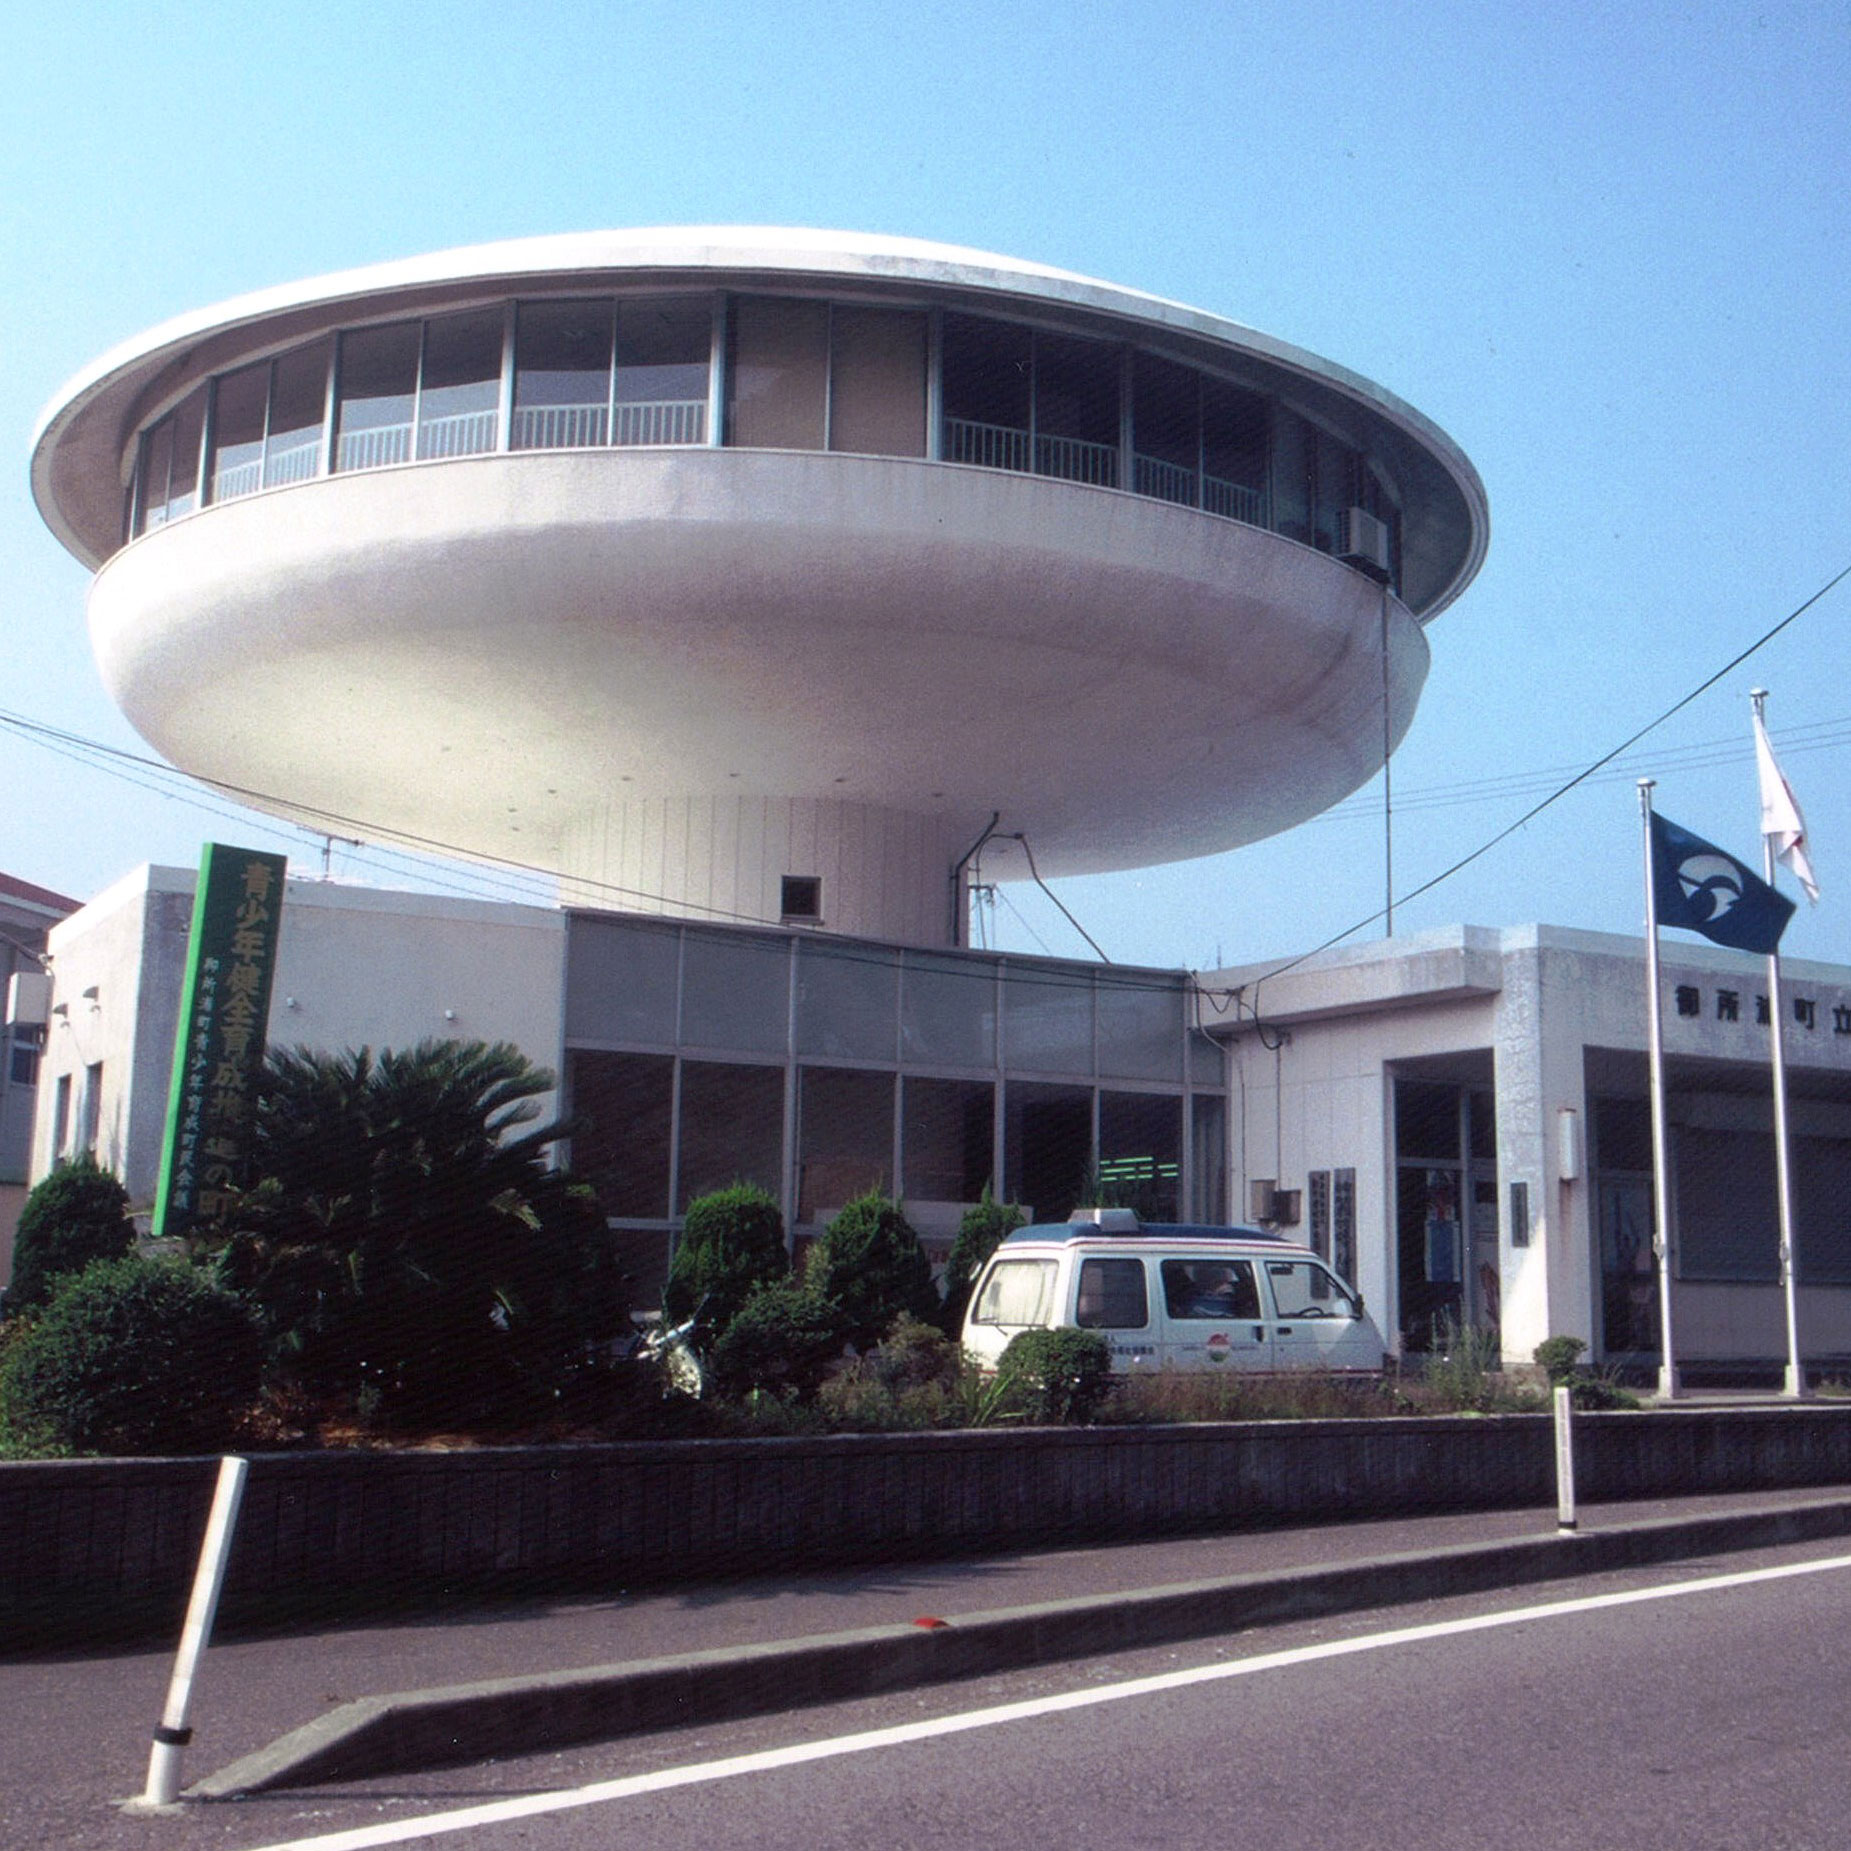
[127,290,1394,587]
[563,915,1222,1271]
[417,310,502,459]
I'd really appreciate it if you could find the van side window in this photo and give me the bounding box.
[1162,1259,1261,1321]
[1265,1259,1358,1319]
[1075,1257,1149,1329]
[971,1258,1059,1326]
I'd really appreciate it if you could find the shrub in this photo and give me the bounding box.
[937,1189,1026,1334]
[6,1154,134,1317]
[997,1327,1113,1424]
[0,1256,262,1456]
[705,1281,848,1401]
[806,1193,938,1350]
[662,1184,789,1333]
[816,1314,971,1429]
[1533,1336,1587,1385]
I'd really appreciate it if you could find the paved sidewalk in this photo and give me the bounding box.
[12,1482,1849,1808]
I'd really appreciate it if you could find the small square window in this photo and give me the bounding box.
[780,875,823,923]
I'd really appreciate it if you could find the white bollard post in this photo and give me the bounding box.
[133,1454,249,1810]
[1553,1385,1577,1532]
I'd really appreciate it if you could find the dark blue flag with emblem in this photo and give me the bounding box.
[1649,812,1795,955]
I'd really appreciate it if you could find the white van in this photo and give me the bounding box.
[961,1208,1387,1375]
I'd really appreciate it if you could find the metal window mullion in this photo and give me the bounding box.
[605,299,618,447]
[818,305,832,457]
[1027,332,1039,471]
[409,321,428,462]
[708,294,727,447]
[1118,348,1133,495]
[926,307,944,461]
[497,302,516,452]
[1195,373,1206,510]
[323,337,342,475]
[666,1053,685,1223]
[196,380,219,509]
[782,933,800,1238]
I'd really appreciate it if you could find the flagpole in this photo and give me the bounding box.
[1640,778,1679,1400]
[1752,689,1806,1399]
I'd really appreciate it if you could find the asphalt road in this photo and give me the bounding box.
[12,1529,1851,1851]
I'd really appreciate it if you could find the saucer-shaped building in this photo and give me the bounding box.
[32,229,1486,945]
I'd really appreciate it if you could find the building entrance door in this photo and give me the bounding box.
[1598,1174,1658,1360]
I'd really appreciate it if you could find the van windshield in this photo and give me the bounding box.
[971,1258,1059,1327]
[1264,1258,1359,1319]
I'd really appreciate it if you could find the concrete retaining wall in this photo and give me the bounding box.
[7,1406,1851,1648]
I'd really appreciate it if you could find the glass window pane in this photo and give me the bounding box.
[567,1050,673,1218]
[902,1076,994,1204]
[1076,1255,1148,1329]
[564,916,680,1045]
[1265,1257,1358,1318]
[797,1066,894,1223]
[514,300,613,448]
[613,295,710,444]
[1004,1080,1092,1223]
[1189,1028,1225,1087]
[1395,1080,1460,1161]
[971,1257,1057,1326]
[1099,1091,1181,1219]
[1003,967,1093,1075]
[1131,352,1198,503]
[1192,1094,1227,1222]
[1270,404,1312,544]
[138,418,174,532]
[1202,377,1270,526]
[942,313,1031,469]
[336,323,419,470]
[728,297,828,450]
[900,951,996,1068]
[211,364,269,503]
[676,1061,784,1212]
[1162,1257,1260,1320]
[1096,975,1182,1081]
[830,307,926,457]
[165,389,205,520]
[418,308,502,459]
[266,339,331,487]
[1034,331,1118,486]
[795,940,897,1061]
[681,929,789,1052]
[1312,424,1355,555]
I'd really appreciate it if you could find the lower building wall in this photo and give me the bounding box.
[8,1409,1851,1647]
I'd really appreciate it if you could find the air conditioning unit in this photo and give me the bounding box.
[1337,506,1391,577]
[1249,1178,1277,1223]
[6,970,50,1028]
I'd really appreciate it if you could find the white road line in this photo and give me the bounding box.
[236,1550,1851,1851]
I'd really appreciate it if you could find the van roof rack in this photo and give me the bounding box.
[1004,1216,1292,1245]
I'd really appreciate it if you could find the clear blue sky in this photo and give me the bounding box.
[5,0,1847,973]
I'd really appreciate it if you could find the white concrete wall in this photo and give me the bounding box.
[33,867,566,1210]
[1208,923,1851,1371]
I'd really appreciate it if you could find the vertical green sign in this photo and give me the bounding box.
[151,844,288,1241]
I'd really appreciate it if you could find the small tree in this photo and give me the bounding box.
[998,1327,1113,1424]
[6,1153,134,1317]
[0,1255,262,1455]
[806,1193,938,1350]
[938,1187,1026,1334]
[706,1280,848,1401]
[663,1184,789,1333]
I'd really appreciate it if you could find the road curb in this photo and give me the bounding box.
[192,1495,1851,1797]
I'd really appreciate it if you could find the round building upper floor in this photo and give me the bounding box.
[32,231,1487,620]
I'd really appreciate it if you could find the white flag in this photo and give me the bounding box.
[1755,710,1820,903]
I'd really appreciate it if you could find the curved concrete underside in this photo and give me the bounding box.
[90,448,1428,930]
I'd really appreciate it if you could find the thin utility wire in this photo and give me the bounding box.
[1220,559,1851,1008]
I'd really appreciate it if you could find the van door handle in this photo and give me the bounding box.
[1276,1325,1294,1337]
[1253,1325,1266,1342]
